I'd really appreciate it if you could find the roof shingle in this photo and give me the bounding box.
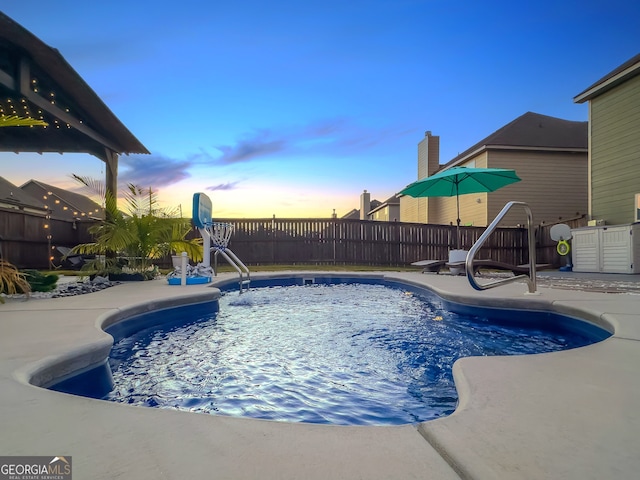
[442,112,587,169]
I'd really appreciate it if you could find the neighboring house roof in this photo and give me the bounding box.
[20,179,103,221]
[341,209,360,220]
[441,112,588,169]
[341,199,383,219]
[0,12,149,159]
[0,176,46,213]
[369,194,400,215]
[574,53,640,103]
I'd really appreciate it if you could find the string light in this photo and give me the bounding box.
[2,77,86,131]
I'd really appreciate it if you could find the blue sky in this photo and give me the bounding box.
[1,1,639,218]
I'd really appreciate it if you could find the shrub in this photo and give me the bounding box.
[0,260,31,303]
[22,270,59,293]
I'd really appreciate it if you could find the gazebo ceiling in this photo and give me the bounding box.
[0,12,149,161]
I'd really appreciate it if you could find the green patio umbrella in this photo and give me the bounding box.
[399,166,521,249]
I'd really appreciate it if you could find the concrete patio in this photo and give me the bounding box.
[1,271,638,479]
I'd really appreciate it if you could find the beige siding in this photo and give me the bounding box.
[430,153,489,226]
[406,149,587,227]
[590,74,640,225]
[417,137,428,180]
[489,150,588,226]
[371,208,386,221]
[370,205,399,222]
[400,196,428,223]
[417,132,440,179]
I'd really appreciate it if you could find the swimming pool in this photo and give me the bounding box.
[50,276,610,426]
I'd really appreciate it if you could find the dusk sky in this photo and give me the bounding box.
[1,2,639,218]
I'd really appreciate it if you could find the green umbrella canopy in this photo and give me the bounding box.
[399,166,521,198]
[399,166,521,249]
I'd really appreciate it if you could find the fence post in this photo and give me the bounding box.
[271,215,276,264]
[333,219,337,265]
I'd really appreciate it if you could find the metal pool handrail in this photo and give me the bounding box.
[466,201,537,294]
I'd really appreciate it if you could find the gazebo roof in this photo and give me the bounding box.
[0,12,149,161]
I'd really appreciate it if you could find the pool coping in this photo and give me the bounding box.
[1,271,639,479]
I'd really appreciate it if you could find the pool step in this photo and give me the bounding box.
[239,278,251,293]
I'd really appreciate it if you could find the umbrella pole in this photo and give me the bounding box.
[456,193,461,250]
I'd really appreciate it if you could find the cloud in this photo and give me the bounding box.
[186,148,220,163]
[211,118,413,165]
[215,129,288,164]
[207,181,241,191]
[118,154,193,188]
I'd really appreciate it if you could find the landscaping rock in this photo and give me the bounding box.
[50,278,119,298]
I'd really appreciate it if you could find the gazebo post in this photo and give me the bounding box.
[104,149,118,216]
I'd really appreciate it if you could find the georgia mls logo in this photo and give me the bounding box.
[49,457,71,475]
[0,456,72,479]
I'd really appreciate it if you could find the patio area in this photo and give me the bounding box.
[1,270,639,479]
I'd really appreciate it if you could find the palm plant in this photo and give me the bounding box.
[69,177,202,278]
[0,114,48,127]
[0,260,31,303]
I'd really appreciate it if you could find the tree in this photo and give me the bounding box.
[70,176,202,277]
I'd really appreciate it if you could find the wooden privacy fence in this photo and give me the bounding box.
[1,209,587,269]
[221,218,530,266]
[535,216,588,265]
[0,208,94,269]
[219,216,587,267]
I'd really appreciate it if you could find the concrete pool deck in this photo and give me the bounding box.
[1,271,639,479]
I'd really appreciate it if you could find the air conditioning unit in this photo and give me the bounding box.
[587,219,605,227]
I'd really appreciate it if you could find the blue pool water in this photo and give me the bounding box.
[92,280,609,426]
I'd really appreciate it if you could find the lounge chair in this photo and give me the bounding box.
[411,259,448,273]
[412,258,553,275]
[56,246,86,270]
[446,259,554,275]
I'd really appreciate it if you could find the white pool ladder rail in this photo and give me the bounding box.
[200,221,251,293]
[213,247,251,293]
[466,201,538,294]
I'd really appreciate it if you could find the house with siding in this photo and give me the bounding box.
[342,190,383,220]
[369,194,401,222]
[20,179,103,221]
[0,176,47,215]
[400,113,588,227]
[573,53,640,225]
